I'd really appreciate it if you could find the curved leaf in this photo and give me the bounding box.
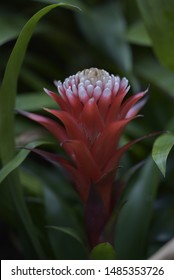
[0,141,52,184]
[35,0,84,9]
[152,133,174,176]
[0,3,80,164]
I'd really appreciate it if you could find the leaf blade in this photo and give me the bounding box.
[115,158,160,259]
[152,133,174,176]
[0,141,52,184]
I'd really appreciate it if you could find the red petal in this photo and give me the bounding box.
[65,92,83,118]
[103,131,160,175]
[63,140,101,182]
[106,91,127,123]
[98,89,112,119]
[44,109,88,145]
[119,91,146,119]
[18,110,67,143]
[44,88,70,112]
[95,171,115,212]
[126,95,147,118]
[64,164,91,202]
[102,149,125,177]
[80,98,104,144]
[92,117,135,169]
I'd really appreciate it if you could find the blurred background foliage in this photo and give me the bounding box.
[0,0,174,259]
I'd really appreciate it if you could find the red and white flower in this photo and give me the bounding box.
[21,68,146,246]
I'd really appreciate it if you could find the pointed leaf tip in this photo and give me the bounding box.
[152,133,174,177]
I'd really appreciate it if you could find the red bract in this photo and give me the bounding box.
[21,68,146,247]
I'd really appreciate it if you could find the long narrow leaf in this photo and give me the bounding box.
[0,141,52,184]
[0,3,79,164]
[115,158,160,259]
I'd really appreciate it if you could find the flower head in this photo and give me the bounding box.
[21,68,146,246]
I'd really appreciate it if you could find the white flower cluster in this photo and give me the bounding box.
[55,68,129,104]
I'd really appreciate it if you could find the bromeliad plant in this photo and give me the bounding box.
[1,0,174,261]
[21,67,147,248]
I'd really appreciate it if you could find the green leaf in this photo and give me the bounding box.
[126,21,152,46]
[152,133,174,177]
[35,0,84,9]
[0,141,52,184]
[115,158,160,259]
[90,243,116,260]
[137,0,174,72]
[0,3,79,165]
